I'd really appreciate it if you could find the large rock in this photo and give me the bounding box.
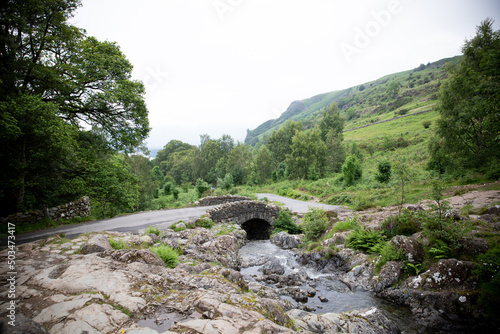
[271,231,303,249]
[390,235,424,263]
[375,261,403,292]
[422,259,476,290]
[288,307,401,334]
[80,234,113,254]
[261,258,285,275]
[102,249,165,266]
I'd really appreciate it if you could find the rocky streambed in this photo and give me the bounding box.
[1,194,499,333]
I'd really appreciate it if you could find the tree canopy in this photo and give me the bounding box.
[432,18,500,171]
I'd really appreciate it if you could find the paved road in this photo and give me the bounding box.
[256,193,342,213]
[12,206,216,245]
[11,194,342,245]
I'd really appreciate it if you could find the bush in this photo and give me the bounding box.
[375,161,391,183]
[303,207,329,241]
[375,242,405,271]
[332,217,358,233]
[218,173,234,191]
[109,238,129,250]
[163,182,173,195]
[380,209,421,238]
[149,245,179,268]
[342,155,362,186]
[422,120,432,129]
[195,178,211,198]
[474,245,500,321]
[422,212,473,258]
[273,210,301,234]
[345,226,385,254]
[145,226,161,236]
[195,218,214,229]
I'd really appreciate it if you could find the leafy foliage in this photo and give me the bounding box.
[342,155,363,186]
[273,210,301,234]
[375,242,405,272]
[431,19,500,172]
[381,209,422,238]
[303,207,330,241]
[149,245,179,268]
[375,161,392,183]
[346,226,385,254]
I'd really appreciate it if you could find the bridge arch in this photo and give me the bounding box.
[206,200,282,240]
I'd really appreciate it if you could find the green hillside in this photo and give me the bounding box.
[244,56,462,146]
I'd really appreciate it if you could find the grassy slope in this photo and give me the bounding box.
[244,56,460,146]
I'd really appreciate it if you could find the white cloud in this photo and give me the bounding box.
[72,0,500,148]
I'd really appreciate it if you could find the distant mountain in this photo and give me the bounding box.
[244,56,461,146]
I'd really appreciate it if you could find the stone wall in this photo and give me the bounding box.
[206,200,282,225]
[195,195,252,206]
[0,196,91,225]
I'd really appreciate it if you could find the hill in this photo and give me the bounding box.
[244,56,462,146]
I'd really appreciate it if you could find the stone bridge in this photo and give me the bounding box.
[206,200,283,240]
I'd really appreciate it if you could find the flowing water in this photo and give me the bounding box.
[240,240,426,333]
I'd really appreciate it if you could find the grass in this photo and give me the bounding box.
[145,225,161,236]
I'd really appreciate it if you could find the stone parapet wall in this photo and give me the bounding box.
[206,200,282,225]
[195,195,252,206]
[1,196,91,225]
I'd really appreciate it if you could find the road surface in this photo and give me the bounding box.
[10,194,342,245]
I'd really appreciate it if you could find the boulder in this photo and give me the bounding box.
[270,231,303,249]
[375,261,403,292]
[80,234,113,254]
[422,259,476,290]
[390,235,424,263]
[102,249,165,266]
[261,258,285,275]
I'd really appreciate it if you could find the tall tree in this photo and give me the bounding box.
[432,18,500,171]
[286,128,327,179]
[253,145,273,184]
[0,0,149,215]
[318,103,344,142]
[266,120,303,164]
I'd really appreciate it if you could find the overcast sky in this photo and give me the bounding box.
[72,0,500,149]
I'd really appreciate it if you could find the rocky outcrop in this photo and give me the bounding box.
[390,235,424,263]
[80,234,113,254]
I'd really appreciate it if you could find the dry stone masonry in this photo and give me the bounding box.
[0,196,91,225]
[207,200,283,239]
[195,195,252,206]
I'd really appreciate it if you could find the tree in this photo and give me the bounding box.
[253,145,273,184]
[267,120,303,164]
[0,1,149,152]
[432,18,500,171]
[342,155,362,186]
[226,142,252,185]
[393,158,415,215]
[325,130,346,173]
[286,128,327,179]
[0,0,149,215]
[387,81,401,98]
[375,161,392,183]
[319,103,344,142]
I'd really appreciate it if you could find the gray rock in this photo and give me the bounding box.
[376,261,403,292]
[270,231,303,249]
[390,235,424,263]
[261,258,285,275]
[0,314,48,333]
[80,234,113,254]
[103,249,165,266]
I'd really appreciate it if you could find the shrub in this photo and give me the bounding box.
[473,245,500,321]
[332,217,358,233]
[149,245,179,268]
[273,210,301,234]
[375,242,405,271]
[145,226,161,236]
[422,120,432,129]
[172,188,180,200]
[195,218,214,229]
[108,238,128,250]
[163,182,173,195]
[195,178,211,198]
[303,207,329,241]
[218,173,234,191]
[375,161,391,183]
[380,209,421,238]
[342,155,362,186]
[345,226,385,254]
[422,213,473,258]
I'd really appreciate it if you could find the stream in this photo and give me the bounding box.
[240,240,428,334]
